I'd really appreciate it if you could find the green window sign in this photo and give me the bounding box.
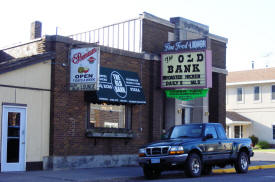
[165,89,209,101]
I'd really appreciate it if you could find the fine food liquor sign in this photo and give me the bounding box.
[69,47,100,91]
[161,38,212,89]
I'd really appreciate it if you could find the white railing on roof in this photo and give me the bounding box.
[68,17,143,53]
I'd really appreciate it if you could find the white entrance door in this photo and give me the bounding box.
[1,105,26,172]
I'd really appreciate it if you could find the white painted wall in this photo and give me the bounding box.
[226,82,275,144]
[0,61,51,162]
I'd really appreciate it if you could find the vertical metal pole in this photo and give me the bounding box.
[133,20,136,52]
[94,30,96,43]
[139,18,142,52]
[123,23,125,50]
[107,26,109,47]
[128,21,130,51]
[98,29,100,44]
[103,28,105,46]
[113,25,115,48]
[118,24,120,49]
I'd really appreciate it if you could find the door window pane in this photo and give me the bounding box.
[7,112,20,163]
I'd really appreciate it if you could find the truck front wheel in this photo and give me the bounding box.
[185,153,202,177]
[234,151,249,173]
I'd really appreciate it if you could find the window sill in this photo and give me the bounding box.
[86,128,134,138]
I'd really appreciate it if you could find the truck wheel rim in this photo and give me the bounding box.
[191,159,200,174]
[241,155,248,169]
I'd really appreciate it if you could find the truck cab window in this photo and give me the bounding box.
[204,126,218,139]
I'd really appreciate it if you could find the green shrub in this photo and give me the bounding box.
[249,135,259,147]
[255,141,270,149]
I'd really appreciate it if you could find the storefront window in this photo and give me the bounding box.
[88,103,131,129]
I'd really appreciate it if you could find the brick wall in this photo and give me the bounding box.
[211,39,227,69]
[209,72,226,128]
[49,40,160,156]
[142,19,174,54]
[208,38,227,127]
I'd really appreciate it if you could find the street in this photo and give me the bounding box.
[0,151,274,182]
[123,169,275,182]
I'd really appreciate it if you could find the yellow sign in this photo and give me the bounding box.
[161,51,206,88]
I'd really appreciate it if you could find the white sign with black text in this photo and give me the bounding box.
[69,47,100,91]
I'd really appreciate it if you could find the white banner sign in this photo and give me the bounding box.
[70,47,100,91]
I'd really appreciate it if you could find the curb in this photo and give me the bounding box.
[213,164,275,173]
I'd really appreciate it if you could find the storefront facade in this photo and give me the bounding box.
[0,12,227,170]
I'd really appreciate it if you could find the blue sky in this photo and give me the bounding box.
[1,0,274,71]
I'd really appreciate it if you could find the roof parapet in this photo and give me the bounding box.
[140,12,175,28]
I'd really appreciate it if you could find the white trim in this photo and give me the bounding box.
[1,106,27,172]
[226,120,251,125]
[227,79,275,86]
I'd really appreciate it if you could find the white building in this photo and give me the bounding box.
[226,67,275,146]
[0,52,53,171]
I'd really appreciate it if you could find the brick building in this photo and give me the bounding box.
[0,12,227,171]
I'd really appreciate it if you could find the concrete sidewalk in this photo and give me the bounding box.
[0,152,275,182]
[0,167,144,182]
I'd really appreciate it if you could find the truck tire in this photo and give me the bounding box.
[185,153,202,177]
[202,164,212,175]
[143,166,161,179]
[234,151,249,173]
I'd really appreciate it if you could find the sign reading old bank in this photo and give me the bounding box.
[70,47,100,91]
[161,38,212,89]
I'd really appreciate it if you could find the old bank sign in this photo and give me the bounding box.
[161,38,212,89]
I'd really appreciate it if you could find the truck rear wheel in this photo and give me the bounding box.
[234,151,249,173]
[185,153,202,177]
[143,166,161,179]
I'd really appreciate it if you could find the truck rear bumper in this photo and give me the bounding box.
[138,154,188,168]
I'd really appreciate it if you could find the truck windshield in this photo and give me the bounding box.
[170,125,203,139]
